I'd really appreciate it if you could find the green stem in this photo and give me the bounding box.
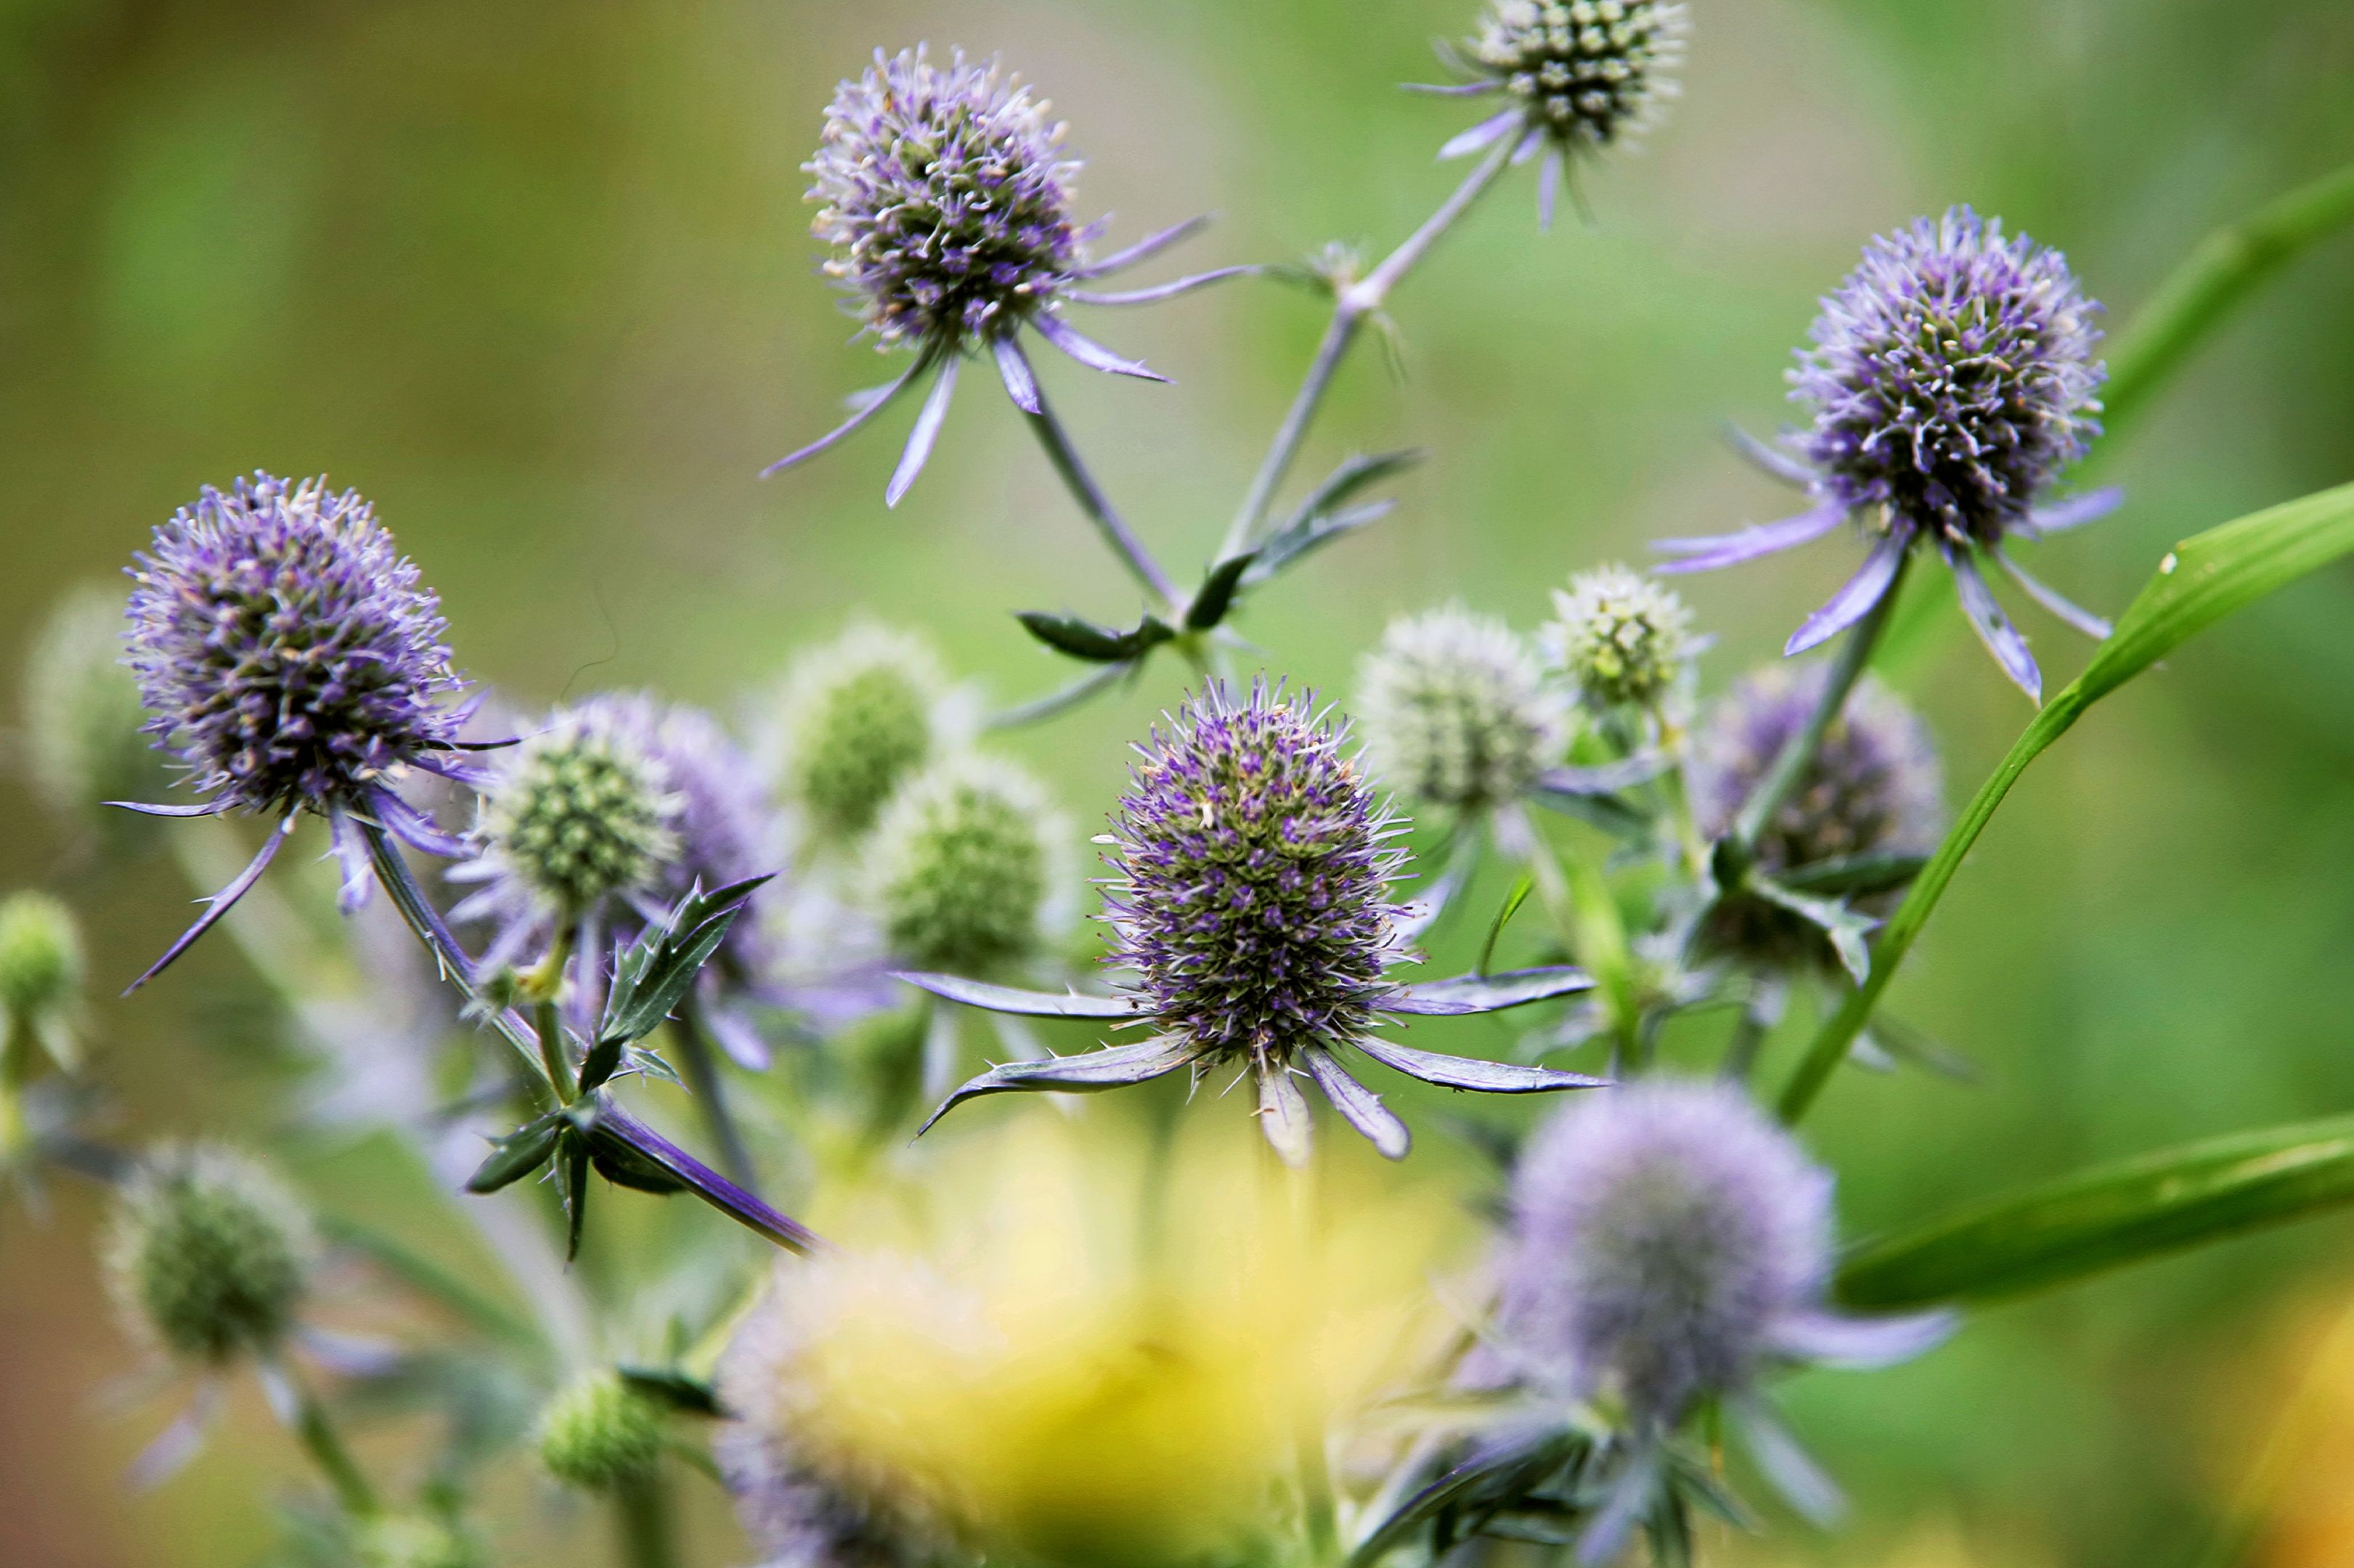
[2102,161,2354,441]
[1718,1001,1770,1083]
[677,997,758,1191]
[1220,133,1519,560]
[1730,555,1912,859]
[282,1365,377,1516]
[1023,386,1180,609]
[614,1471,677,1568]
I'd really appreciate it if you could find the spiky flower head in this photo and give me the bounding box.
[1466,0,1687,155]
[1356,607,1568,812]
[1796,206,2103,552]
[1689,665,1943,972]
[1541,564,1695,711]
[1501,1079,1830,1427]
[105,1143,317,1367]
[21,587,169,830]
[470,707,680,923]
[810,46,1083,354]
[770,623,953,843]
[124,474,468,817]
[1107,683,1405,1063]
[866,754,1067,973]
[535,1371,667,1493]
[0,891,83,1074]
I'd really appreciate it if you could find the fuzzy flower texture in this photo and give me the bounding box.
[768,46,1250,504]
[911,684,1602,1167]
[1658,207,2117,700]
[1356,607,1568,814]
[119,474,477,989]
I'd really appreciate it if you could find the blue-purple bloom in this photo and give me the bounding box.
[910,683,1602,1165]
[1658,207,2117,699]
[767,46,1248,505]
[120,474,476,989]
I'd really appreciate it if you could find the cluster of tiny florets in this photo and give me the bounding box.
[22,587,168,827]
[1690,666,1944,971]
[124,474,467,816]
[535,1371,668,1493]
[1794,205,2105,547]
[1356,607,1566,812]
[105,1143,317,1367]
[866,754,1065,973]
[1107,685,1406,1062]
[1501,1079,1832,1428]
[1541,563,1695,711]
[476,709,681,920]
[809,46,1085,352]
[1471,0,1688,150]
[771,624,952,841]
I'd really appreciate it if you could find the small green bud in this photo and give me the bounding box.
[353,1516,483,1568]
[1356,607,1568,811]
[20,587,169,830]
[105,1144,316,1365]
[479,713,679,918]
[534,1370,667,1492]
[1540,564,1695,711]
[0,891,83,1071]
[866,755,1065,973]
[770,624,950,841]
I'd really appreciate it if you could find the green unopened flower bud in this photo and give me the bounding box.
[478,712,680,918]
[353,1516,483,1568]
[1356,607,1568,811]
[1541,564,1695,711]
[105,1144,316,1366]
[0,891,83,1071]
[535,1370,667,1492]
[20,587,169,830]
[866,755,1066,973]
[770,624,950,841]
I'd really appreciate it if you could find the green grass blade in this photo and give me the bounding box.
[1836,1115,2354,1310]
[1780,481,2354,1123]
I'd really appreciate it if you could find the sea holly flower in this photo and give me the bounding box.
[1356,606,1571,815]
[0,891,84,1077]
[119,475,480,989]
[864,754,1070,976]
[767,46,1250,505]
[1687,665,1944,978]
[1540,563,1695,714]
[764,622,961,846]
[534,1371,669,1494]
[1493,1081,1953,1559]
[20,586,171,840]
[1417,0,1690,228]
[903,683,1602,1166]
[1658,207,2116,699]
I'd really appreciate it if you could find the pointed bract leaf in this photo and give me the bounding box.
[1774,852,1929,898]
[465,1116,563,1194]
[1745,874,1878,987]
[1014,609,1178,663]
[1186,552,1258,631]
[1302,1045,1410,1160]
[1353,1033,1607,1093]
[618,1366,725,1418]
[891,971,1145,1018]
[598,876,773,1046]
[1258,1063,1316,1168]
[919,1037,1199,1135]
[1382,965,1595,1015]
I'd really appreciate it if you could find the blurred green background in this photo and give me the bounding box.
[3,0,2353,1563]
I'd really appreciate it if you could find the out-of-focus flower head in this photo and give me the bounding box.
[718,1119,1457,1568]
[1688,664,1943,975]
[771,46,1247,505]
[118,475,481,987]
[1658,208,2114,699]
[0,891,84,1076]
[1356,606,1569,813]
[19,586,170,837]
[1541,563,1695,713]
[105,1143,318,1368]
[865,753,1070,975]
[1423,0,1689,227]
[767,623,958,846]
[534,1370,668,1493]
[351,1516,484,1568]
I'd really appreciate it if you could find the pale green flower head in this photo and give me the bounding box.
[770,622,955,843]
[535,1370,667,1493]
[1541,563,1695,711]
[105,1143,317,1367]
[1356,605,1568,811]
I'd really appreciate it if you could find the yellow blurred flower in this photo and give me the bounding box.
[720,1114,1465,1568]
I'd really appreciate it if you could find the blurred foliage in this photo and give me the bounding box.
[2,0,2353,1564]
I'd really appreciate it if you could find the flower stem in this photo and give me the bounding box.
[1221,133,1519,560]
[283,1365,376,1517]
[1022,385,1181,609]
[614,1471,677,1568]
[1729,555,1913,859]
[676,996,758,1191]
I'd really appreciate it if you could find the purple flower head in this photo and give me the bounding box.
[769,48,1250,504]
[1427,1,1688,228]
[1501,1079,1950,1438]
[1657,208,2117,700]
[1688,664,1943,974]
[117,475,478,991]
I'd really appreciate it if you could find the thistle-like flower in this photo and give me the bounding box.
[119,475,478,988]
[106,1143,317,1369]
[1356,607,1569,813]
[866,754,1068,975]
[1688,665,1943,974]
[1420,0,1690,228]
[450,701,682,968]
[1498,1081,1951,1550]
[1657,208,2115,698]
[767,623,958,845]
[20,587,171,835]
[908,683,1602,1166]
[534,1371,667,1493]
[767,46,1250,504]
[0,891,84,1076]
[1540,564,1695,712]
